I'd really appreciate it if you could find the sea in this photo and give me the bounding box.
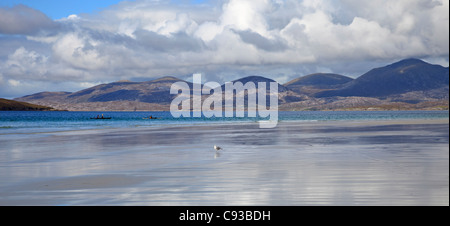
[0,110,449,206]
[0,110,448,134]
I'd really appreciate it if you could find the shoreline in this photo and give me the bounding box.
[1,117,448,137]
[1,117,448,206]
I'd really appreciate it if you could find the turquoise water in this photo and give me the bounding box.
[0,110,448,134]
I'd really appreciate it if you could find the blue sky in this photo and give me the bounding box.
[0,0,124,19]
[0,0,208,19]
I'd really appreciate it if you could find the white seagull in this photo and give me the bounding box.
[214,145,222,151]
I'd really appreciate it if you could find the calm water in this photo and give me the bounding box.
[0,111,448,205]
[1,110,448,134]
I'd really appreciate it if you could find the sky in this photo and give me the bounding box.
[0,0,449,99]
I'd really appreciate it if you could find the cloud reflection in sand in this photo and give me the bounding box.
[0,120,448,205]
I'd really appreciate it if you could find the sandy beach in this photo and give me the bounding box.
[0,119,448,206]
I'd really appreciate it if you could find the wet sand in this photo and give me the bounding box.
[0,119,448,205]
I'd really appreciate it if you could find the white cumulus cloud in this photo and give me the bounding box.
[0,0,448,98]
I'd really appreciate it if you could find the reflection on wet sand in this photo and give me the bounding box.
[0,120,448,205]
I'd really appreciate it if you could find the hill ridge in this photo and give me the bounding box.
[13,59,449,111]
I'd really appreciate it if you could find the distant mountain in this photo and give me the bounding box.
[285,73,353,87]
[0,98,54,111]
[219,75,308,105]
[20,91,72,101]
[67,76,184,104]
[13,59,449,111]
[284,73,353,96]
[222,75,289,92]
[15,76,188,110]
[316,59,449,98]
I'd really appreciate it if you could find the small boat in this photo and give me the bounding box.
[90,117,112,120]
[142,117,160,120]
[90,114,111,119]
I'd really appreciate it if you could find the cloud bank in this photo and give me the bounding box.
[0,4,58,35]
[0,0,449,98]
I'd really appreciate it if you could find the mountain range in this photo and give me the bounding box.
[316,59,449,98]
[13,58,449,111]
